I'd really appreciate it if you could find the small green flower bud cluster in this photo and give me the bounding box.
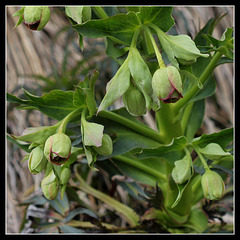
[26,130,72,200]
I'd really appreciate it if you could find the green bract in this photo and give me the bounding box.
[152,66,183,103]
[28,146,47,174]
[41,170,59,200]
[93,134,113,156]
[171,151,193,184]
[152,25,208,68]
[201,169,225,200]
[44,133,72,165]
[23,6,50,31]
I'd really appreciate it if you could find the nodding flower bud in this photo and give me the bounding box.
[41,170,59,200]
[44,133,71,165]
[93,134,113,156]
[201,169,225,200]
[152,66,183,103]
[123,83,146,116]
[28,146,47,174]
[23,6,50,31]
[60,167,71,186]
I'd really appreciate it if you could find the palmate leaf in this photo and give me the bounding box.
[73,7,175,46]
[202,28,233,59]
[7,89,78,120]
[137,6,174,32]
[73,11,140,46]
[7,88,85,121]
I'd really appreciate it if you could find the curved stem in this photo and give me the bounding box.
[143,26,166,69]
[172,51,223,115]
[58,108,82,133]
[112,155,167,181]
[98,110,165,144]
[192,145,209,170]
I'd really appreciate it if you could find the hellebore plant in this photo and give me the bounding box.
[8,6,234,234]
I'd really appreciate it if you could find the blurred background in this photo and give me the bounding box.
[6,6,234,233]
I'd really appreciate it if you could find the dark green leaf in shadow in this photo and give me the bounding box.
[92,109,161,160]
[191,127,233,149]
[59,225,84,233]
[49,191,70,216]
[137,7,174,32]
[63,207,98,224]
[137,136,187,165]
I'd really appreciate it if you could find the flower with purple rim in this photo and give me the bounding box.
[23,6,50,31]
[44,133,71,165]
[152,66,183,103]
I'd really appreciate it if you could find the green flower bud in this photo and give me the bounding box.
[93,134,113,156]
[60,167,71,185]
[41,170,59,200]
[23,6,50,31]
[28,146,47,174]
[201,169,225,200]
[44,133,71,165]
[123,83,146,116]
[152,66,183,103]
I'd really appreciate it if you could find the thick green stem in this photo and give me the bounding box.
[92,6,108,19]
[172,51,223,115]
[180,101,194,133]
[98,110,164,144]
[156,103,183,144]
[113,155,167,181]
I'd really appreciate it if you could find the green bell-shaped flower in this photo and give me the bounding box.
[201,169,225,200]
[152,66,183,103]
[44,133,71,165]
[23,6,50,31]
[28,146,47,174]
[123,82,146,116]
[41,170,59,200]
[93,134,113,156]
